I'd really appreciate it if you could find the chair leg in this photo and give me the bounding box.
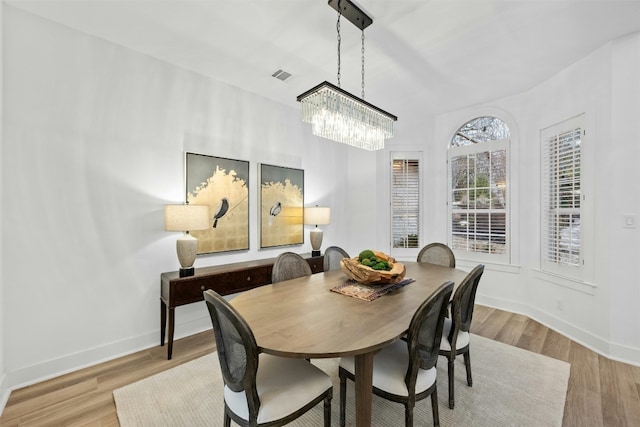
[431,387,440,427]
[463,349,473,386]
[447,356,455,409]
[404,402,415,427]
[324,394,332,427]
[223,411,231,427]
[339,371,347,427]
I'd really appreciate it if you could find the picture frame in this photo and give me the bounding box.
[258,163,304,249]
[186,152,250,254]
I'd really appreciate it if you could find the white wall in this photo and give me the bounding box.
[608,33,640,361]
[424,33,640,365]
[1,5,353,393]
[0,0,7,412]
[509,38,614,352]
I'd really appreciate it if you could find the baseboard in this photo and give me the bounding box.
[3,316,211,393]
[0,372,9,417]
[476,293,640,367]
[609,340,640,366]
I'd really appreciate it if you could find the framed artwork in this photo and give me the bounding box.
[186,152,249,254]
[259,163,304,248]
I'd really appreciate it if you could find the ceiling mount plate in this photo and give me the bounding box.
[328,0,372,30]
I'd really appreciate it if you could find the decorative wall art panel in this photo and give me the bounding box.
[186,152,249,254]
[259,164,304,248]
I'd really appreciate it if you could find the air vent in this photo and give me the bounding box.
[272,69,292,82]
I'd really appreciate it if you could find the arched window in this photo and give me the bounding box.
[449,116,509,261]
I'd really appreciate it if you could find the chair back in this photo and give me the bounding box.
[416,242,456,267]
[323,246,350,271]
[204,290,260,417]
[451,264,485,336]
[406,281,454,381]
[271,252,312,283]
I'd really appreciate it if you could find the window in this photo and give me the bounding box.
[541,115,583,278]
[391,154,420,249]
[448,117,509,261]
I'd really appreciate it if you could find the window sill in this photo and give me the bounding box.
[455,259,520,274]
[532,268,596,295]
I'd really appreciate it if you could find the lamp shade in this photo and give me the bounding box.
[164,204,209,231]
[304,207,331,226]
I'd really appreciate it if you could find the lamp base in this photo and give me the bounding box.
[176,233,198,276]
[309,227,324,257]
[179,267,195,277]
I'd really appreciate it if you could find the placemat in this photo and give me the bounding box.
[330,278,415,301]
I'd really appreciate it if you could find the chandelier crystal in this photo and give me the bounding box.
[298,81,396,151]
[297,0,397,151]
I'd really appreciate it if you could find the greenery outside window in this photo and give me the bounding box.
[449,116,510,262]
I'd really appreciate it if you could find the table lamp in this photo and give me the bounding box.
[164,204,210,277]
[304,206,331,256]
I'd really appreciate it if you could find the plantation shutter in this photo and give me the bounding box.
[449,142,508,256]
[541,115,583,276]
[448,116,510,263]
[392,158,420,248]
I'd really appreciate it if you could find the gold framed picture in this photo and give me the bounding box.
[258,163,304,249]
[186,152,249,254]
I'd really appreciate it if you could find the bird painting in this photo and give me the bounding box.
[268,201,281,226]
[212,197,229,228]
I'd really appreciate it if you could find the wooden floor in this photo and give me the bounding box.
[1,306,640,426]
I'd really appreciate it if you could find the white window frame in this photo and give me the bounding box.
[390,152,422,258]
[448,122,511,264]
[540,114,584,280]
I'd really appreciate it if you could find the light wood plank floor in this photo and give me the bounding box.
[1,306,640,426]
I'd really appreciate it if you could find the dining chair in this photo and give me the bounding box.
[438,264,485,409]
[271,252,313,283]
[416,243,456,268]
[203,289,333,427]
[338,281,454,427]
[323,246,350,271]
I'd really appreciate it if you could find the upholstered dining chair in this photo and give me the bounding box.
[438,264,485,409]
[271,252,312,283]
[416,243,456,268]
[323,246,350,271]
[203,290,333,427]
[338,281,454,427]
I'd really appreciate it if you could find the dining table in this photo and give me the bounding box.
[229,260,469,427]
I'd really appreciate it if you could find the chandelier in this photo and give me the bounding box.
[297,0,397,151]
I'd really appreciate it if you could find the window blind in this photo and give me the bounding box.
[392,159,420,248]
[541,119,582,271]
[450,148,508,255]
[448,116,510,261]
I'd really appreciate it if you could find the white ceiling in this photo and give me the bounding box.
[8,0,640,119]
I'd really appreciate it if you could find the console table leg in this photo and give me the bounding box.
[160,300,167,346]
[167,308,175,360]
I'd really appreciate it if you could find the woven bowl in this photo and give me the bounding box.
[340,251,406,285]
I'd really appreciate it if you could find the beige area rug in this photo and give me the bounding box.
[113,335,569,426]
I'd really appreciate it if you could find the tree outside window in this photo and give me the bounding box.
[449,117,509,260]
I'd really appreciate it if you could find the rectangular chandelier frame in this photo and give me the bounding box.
[297,81,397,121]
[297,81,398,151]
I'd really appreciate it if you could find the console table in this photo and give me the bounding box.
[160,253,323,359]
